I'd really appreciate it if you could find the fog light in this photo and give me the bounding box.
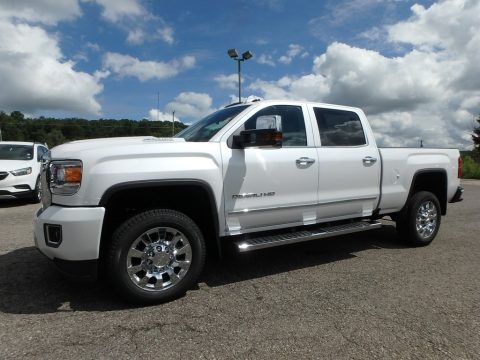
[44,224,62,248]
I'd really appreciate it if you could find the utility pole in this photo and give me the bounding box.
[172,110,175,137]
[157,92,160,122]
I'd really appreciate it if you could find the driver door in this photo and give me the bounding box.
[220,104,319,235]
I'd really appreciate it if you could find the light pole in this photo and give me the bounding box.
[227,49,253,102]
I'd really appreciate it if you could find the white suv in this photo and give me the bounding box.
[0,141,48,202]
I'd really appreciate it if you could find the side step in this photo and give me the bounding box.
[235,221,382,252]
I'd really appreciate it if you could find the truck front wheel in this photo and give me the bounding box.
[396,191,441,246]
[107,209,206,304]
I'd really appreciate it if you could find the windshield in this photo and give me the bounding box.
[175,105,250,142]
[0,144,34,160]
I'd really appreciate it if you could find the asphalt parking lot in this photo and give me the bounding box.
[0,181,479,359]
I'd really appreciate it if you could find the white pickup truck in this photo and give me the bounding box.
[34,100,463,304]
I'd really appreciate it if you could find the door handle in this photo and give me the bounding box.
[296,157,316,165]
[363,156,377,165]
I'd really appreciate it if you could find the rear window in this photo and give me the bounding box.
[0,144,34,160]
[314,108,366,147]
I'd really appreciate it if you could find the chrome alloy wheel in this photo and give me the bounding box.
[127,227,192,291]
[415,200,438,239]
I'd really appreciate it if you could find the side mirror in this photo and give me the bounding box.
[256,115,282,131]
[233,128,283,148]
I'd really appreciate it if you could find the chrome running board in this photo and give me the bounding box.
[235,221,382,252]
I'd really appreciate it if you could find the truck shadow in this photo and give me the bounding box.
[201,224,405,287]
[0,225,405,314]
[0,199,34,208]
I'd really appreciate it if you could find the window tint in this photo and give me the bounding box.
[175,105,250,142]
[244,105,307,146]
[0,145,33,160]
[314,108,366,146]
[37,146,48,161]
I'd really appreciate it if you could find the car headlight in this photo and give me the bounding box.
[49,160,82,195]
[10,167,32,176]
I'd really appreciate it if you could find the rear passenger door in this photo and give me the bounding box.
[309,106,381,221]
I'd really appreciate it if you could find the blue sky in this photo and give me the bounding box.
[0,0,478,149]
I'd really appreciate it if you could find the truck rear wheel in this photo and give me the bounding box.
[396,191,441,246]
[107,209,206,304]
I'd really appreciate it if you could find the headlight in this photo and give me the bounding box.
[10,167,32,176]
[49,160,82,195]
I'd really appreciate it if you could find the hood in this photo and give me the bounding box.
[51,136,186,158]
[0,159,34,172]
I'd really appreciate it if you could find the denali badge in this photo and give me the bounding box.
[232,192,275,199]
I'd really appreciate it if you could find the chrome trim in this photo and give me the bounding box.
[296,157,316,165]
[362,156,377,165]
[236,221,382,252]
[228,196,378,215]
[229,202,318,215]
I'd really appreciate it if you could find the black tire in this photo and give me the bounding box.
[107,209,206,304]
[396,191,441,246]
[31,177,41,204]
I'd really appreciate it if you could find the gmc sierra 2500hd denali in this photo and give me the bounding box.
[34,100,463,304]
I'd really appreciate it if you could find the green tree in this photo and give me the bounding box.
[10,110,25,121]
[473,115,480,161]
[462,155,480,179]
[45,129,66,147]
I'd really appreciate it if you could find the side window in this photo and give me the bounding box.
[244,105,307,146]
[37,146,47,161]
[314,108,366,146]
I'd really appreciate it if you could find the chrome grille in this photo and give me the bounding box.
[40,164,52,209]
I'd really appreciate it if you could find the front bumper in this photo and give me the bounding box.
[0,188,32,200]
[34,205,105,279]
[0,172,36,199]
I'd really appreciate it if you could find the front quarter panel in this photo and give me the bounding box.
[49,141,226,232]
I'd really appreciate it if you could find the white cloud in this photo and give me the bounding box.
[148,109,180,122]
[103,53,196,82]
[84,0,174,45]
[214,74,240,90]
[158,26,174,45]
[126,28,145,45]
[257,54,276,67]
[86,42,100,51]
[0,20,102,115]
[166,92,214,120]
[0,0,82,25]
[387,1,476,52]
[278,44,308,64]
[83,0,144,22]
[249,1,480,149]
[127,26,174,45]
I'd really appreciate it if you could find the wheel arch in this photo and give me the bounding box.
[407,169,448,215]
[98,179,221,264]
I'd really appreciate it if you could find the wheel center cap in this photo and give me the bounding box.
[149,244,171,266]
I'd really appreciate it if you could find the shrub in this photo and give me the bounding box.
[462,156,480,179]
